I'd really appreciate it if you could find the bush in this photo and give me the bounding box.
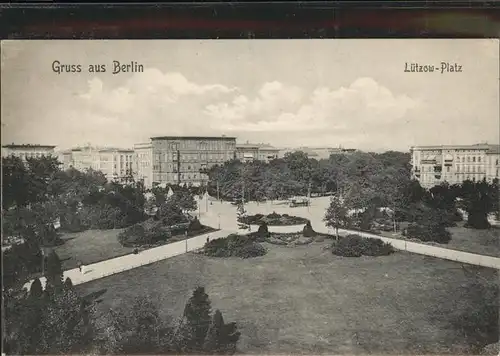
[302,220,317,237]
[256,222,270,239]
[406,223,452,244]
[204,234,267,259]
[118,219,176,247]
[234,243,267,258]
[188,217,204,232]
[332,234,394,257]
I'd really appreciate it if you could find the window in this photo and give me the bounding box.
[472,166,476,173]
[462,157,465,163]
[478,157,481,163]
[473,157,476,162]
[446,166,450,172]
[467,157,470,162]
[457,166,460,172]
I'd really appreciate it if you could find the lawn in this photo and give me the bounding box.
[76,242,499,355]
[380,223,499,258]
[54,229,133,270]
[53,225,217,271]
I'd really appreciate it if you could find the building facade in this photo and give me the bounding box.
[410,144,500,188]
[63,145,134,182]
[134,142,153,189]
[2,144,56,160]
[136,136,237,189]
[235,143,279,163]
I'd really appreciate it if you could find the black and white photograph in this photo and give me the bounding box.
[2,39,499,355]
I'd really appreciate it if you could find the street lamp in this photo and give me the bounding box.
[218,213,221,229]
[185,230,188,252]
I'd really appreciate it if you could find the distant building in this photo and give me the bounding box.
[135,135,237,189]
[278,146,356,160]
[235,142,280,163]
[1,143,56,160]
[63,145,134,182]
[134,142,153,189]
[410,144,500,188]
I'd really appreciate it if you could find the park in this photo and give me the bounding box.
[3,152,500,355]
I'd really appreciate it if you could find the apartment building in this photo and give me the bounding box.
[134,142,153,188]
[235,143,280,163]
[135,136,237,189]
[410,144,500,188]
[63,145,134,182]
[2,144,56,160]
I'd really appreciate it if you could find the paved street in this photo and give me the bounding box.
[24,195,500,291]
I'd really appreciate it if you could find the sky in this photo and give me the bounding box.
[1,39,498,152]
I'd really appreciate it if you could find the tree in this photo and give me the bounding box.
[45,250,63,291]
[324,195,350,239]
[204,309,241,354]
[64,277,74,290]
[236,203,249,230]
[30,278,44,298]
[459,179,497,229]
[170,188,197,213]
[182,286,212,351]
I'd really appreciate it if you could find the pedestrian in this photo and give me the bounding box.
[81,264,85,275]
[206,236,210,244]
[77,261,82,273]
[134,248,139,255]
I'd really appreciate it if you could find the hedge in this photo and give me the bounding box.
[332,234,394,257]
[204,234,267,259]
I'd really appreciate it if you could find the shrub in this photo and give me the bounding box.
[234,242,267,258]
[406,223,452,244]
[256,222,270,239]
[188,217,204,232]
[332,234,394,257]
[302,220,317,237]
[267,212,281,219]
[204,234,267,258]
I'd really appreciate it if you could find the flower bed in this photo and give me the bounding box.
[239,212,309,226]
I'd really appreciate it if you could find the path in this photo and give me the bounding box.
[23,229,230,291]
[198,197,500,270]
[23,196,500,291]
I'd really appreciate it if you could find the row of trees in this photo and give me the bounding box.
[206,150,411,204]
[325,178,499,243]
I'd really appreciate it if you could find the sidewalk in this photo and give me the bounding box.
[23,229,230,291]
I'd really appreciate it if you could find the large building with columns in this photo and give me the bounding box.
[410,144,500,188]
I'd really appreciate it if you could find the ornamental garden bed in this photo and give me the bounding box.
[331,234,395,257]
[118,217,217,248]
[238,212,309,226]
[204,234,267,259]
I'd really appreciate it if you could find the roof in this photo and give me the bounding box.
[2,144,56,149]
[151,136,236,141]
[411,144,498,151]
[487,145,500,154]
[71,145,133,153]
[236,142,279,150]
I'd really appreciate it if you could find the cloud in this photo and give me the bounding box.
[206,77,418,133]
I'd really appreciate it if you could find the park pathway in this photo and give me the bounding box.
[23,228,230,291]
[23,196,500,291]
[199,198,500,270]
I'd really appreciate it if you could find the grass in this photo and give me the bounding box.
[75,242,498,355]
[52,226,218,271]
[379,222,499,258]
